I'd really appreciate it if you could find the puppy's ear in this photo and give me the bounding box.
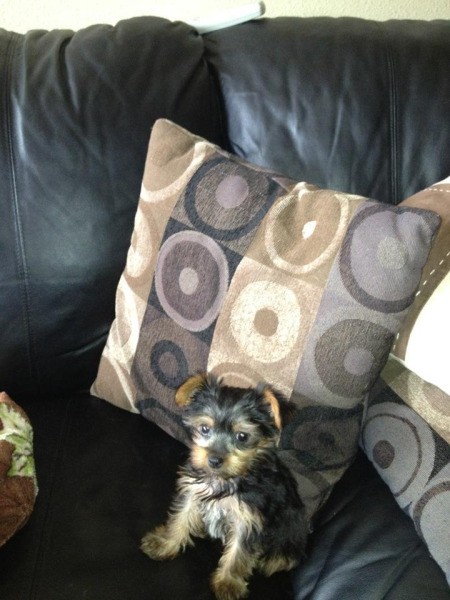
[175,373,208,408]
[261,386,283,430]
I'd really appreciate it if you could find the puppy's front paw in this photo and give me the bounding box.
[211,571,249,600]
[140,525,181,561]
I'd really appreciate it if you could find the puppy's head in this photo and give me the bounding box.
[175,373,282,479]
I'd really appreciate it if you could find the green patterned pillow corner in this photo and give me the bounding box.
[0,392,38,546]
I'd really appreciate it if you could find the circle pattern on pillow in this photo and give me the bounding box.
[140,133,207,202]
[229,280,301,363]
[340,205,431,312]
[412,466,450,574]
[292,202,434,410]
[265,187,352,275]
[132,151,285,444]
[155,230,229,332]
[132,306,211,394]
[362,401,435,508]
[184,156,279,242]
[362,384,450,583]
[314,318,390,398]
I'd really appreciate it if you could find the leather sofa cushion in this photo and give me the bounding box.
[0,393,448,599]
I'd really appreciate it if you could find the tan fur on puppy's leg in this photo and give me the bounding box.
[211,533,258,600]
[259,555,299,577]
[141,524,182,561]
[141,487,204,560]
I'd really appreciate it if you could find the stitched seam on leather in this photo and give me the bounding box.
[4,33,39,393]
[384,28,400,205]
[203,38,232,152]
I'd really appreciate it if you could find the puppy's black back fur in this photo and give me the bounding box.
[235,451,307,559]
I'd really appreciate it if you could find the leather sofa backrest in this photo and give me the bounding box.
[205,17,450,203]
[0,18,223,398]
[0,16,449,400]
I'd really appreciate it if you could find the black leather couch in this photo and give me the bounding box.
[1,15,449,600]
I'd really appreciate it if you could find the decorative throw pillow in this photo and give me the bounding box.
[91,119,440,518]
[361,359,450,584]
[392,176,450,395]
[0,392,38,546]
[382,357,450,445]
[361,177,450,582]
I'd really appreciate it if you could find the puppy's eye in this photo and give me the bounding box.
[236,432,249,443]
[201,424,211,436]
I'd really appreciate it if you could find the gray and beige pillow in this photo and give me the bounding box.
[362,359,450,584]
[92,119,440,518]
[361,178,450,583]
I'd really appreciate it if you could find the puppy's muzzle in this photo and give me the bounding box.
[208,455,224,469]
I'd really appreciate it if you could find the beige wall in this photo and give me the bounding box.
[0,0,449,33]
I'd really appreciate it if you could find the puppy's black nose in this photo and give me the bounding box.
[208,455,224,469]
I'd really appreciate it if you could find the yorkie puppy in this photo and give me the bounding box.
[141,373,308,600]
